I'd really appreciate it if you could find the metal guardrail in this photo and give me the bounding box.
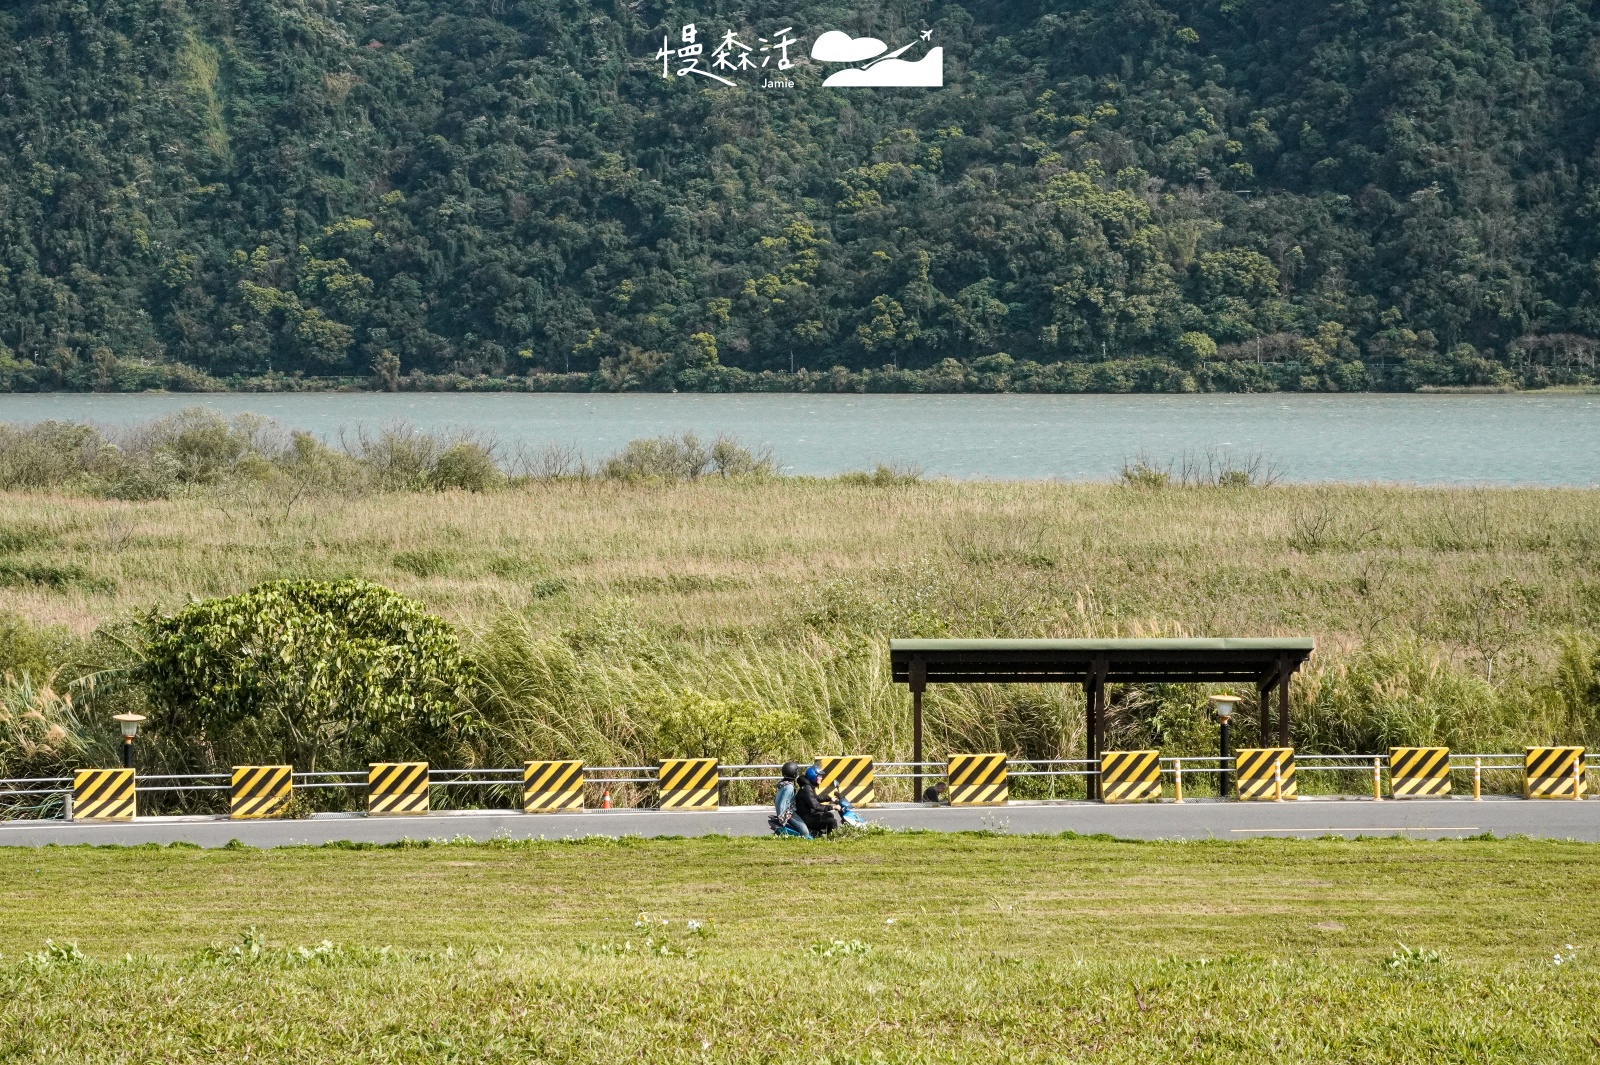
[0,752,1590,819]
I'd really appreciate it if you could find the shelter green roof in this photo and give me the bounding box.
[889,637,1314,686]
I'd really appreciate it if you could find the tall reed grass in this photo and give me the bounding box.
[0,413,1594,801]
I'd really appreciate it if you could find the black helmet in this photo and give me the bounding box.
[781,762,801,781]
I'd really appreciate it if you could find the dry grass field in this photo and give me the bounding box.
[0,476,1592,786]
[1,478,1594,661]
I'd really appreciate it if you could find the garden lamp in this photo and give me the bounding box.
[113,713,146,769]
[1209,695,1241,799]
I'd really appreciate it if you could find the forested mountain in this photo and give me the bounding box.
[3,0,1600,392]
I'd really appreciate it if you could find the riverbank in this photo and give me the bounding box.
[19,358,1600,396]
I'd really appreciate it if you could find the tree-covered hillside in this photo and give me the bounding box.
[3,0,1600,392]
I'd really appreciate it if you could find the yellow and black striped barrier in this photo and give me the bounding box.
[658,758,719,809]
[946,753,1007,805]
[1388,747,1450,799]
[230,765,293,819]
[523,760,584,812]
[72,768,136,821]
[1100,750,1162,803]
[816,756,874,806]
[1235,748,1297,801]
[1524,746,1587,800]
[368,762,430,814]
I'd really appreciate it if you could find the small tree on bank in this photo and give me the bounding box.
[144,579,478,770]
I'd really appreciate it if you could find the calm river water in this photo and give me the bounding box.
[0,392,1593,485]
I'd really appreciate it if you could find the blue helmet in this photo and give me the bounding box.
[804,765,820,785]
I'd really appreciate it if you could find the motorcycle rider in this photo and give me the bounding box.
[773,762,812,838]
[794,764,842,836]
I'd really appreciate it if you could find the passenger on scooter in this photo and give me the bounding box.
[795,765,842,836]
[772,762,812,838]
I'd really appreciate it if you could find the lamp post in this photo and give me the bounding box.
[1209,696,1241,799]
[112,713,146,770]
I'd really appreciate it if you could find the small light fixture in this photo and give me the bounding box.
[1209,694,1241,720]
[1208,695,1242,799]
[113,713,146,769]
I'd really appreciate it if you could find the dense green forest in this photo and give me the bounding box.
[3,0,1600,392]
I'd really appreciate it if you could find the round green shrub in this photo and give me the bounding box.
[144,579,479,770]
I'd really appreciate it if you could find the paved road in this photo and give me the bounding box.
[1,796,1596,847]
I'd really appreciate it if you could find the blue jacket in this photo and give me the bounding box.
[774,780,798,822]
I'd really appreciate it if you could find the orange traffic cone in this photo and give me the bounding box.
[602,789,612,809]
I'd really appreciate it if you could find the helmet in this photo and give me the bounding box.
[804,766,821,786]
[781,762,800,781]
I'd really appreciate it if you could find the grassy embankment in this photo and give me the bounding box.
[1,833,1597,1062]
[2,470,1598,800]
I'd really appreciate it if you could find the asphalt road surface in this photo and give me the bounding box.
[1,796,1596,847]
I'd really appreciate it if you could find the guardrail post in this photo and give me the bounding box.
[1100,751,1160,804]
[1524,746,1587,800]
[71,768,136,821]
[658,758,719,809]
[523,760,584,812]
[946,753,1008,805]
[231,765,294,819]
[1473,757,1482,800]
[367,762,429,815]
[816,757,875,806]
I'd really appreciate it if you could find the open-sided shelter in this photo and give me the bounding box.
[889,638,1315,799]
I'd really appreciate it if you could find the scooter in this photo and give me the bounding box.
[836,792,868,828]
[768,790,867,836]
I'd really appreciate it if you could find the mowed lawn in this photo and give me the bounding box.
[1,833,1597,1062]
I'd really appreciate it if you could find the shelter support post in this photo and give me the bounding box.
[910,657,926,802]
[1084,680,1097,800]
[1258,683,1271,746]
[1086,657,1108,801]
[1277,655,1291,747]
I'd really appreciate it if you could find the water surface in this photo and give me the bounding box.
[0,392,1592,485]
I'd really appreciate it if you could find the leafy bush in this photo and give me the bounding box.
[143,579,479,770]
[648,689,802,763]
[601,433,712,481]
[1118,459,1172,489]
[0,422,105,490]
[601,433,772,481]
[344,425,446,491]
[0,612,75,681]
[431,442,505,491]
[838,463,923,486]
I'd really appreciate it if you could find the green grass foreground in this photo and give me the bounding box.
[1,833,1597,1062]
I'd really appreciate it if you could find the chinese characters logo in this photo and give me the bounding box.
[656,24,799,86]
